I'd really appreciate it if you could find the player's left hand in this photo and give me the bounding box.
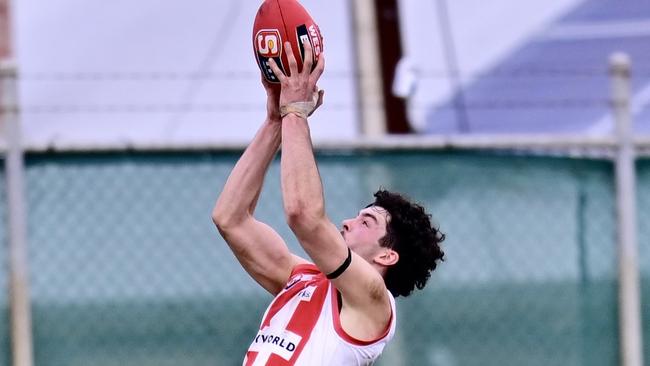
[268,40,325,115]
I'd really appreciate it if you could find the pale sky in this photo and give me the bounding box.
[14,0,358,149]
[12,0,582,148]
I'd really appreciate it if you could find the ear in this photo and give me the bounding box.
[374,248,399,267]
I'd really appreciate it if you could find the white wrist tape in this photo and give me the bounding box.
[280,101,315,120]
[280,91,320,119]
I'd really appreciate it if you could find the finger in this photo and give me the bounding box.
[267,58,287,83]
[309,52,325,85]
[302,39,313,75]
[285,42,298,76]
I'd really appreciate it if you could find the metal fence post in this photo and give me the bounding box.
[1,60,34,366]
[610,52,644,366]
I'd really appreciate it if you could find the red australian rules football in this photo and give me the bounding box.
[253,0,324,83]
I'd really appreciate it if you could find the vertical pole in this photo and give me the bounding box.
[350,0,387,137]
[611,52,643,366]
[2,0,35,364]
[0,0,11,58]
[373,0,411,134]
[2,61,34,366]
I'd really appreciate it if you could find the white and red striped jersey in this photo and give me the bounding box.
[243,264,397,366]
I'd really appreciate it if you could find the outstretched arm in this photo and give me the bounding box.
[269,42,392,338]
[212,79,307,295]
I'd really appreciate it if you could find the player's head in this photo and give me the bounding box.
[372,189,445,297]
[341,204,394,267]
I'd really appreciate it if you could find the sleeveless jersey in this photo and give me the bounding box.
[243,264,397,366]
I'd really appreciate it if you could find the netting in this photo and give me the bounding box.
[0,150,641,365]
[0,156,10,366]
[637,159,650,365]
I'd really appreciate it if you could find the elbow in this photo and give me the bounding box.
[212,206,245,232]
[284,202,325,234]
[211,207,228,230]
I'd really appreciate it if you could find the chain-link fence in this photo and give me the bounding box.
[0,156,10,366]
[637,159,650,365]
[0,150,645,365]
[353,153,619,366]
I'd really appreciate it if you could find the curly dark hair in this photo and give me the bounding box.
[369,189,445,297]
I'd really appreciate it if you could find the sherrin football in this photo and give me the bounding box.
[253,0,324,83]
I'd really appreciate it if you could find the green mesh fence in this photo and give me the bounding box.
[638,159,650,365]
[345,153,619,366]
[11,151,636,366]
[0,157,10,366]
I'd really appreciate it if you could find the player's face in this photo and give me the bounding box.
[340,206,390,260]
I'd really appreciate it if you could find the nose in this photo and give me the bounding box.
[342,219,352,232]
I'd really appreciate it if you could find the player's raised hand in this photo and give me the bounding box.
[268,40,325,113]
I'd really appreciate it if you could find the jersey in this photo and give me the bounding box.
[243,264,397,366]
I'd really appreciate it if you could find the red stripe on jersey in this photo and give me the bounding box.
[265,276,329,365]
[260,265,320,329]
[290,264,320,276]
[261,284,304,328]
[247,264,324,365]
[244,351,257,366]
